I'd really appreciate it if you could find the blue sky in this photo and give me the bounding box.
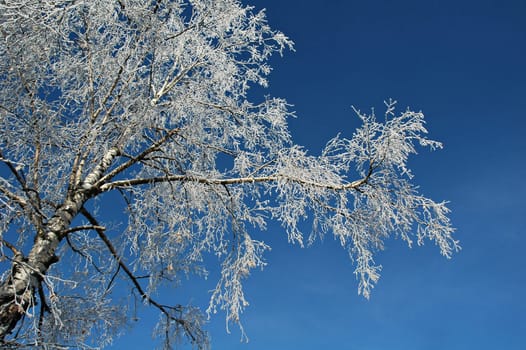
[114,0,526,348]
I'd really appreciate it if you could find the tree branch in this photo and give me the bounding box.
[62,225,106,235]
[99,173,370,192]
[80,147,121,191]
[0,151,46,227]
[36,281,50,342]
[0,184,28,209]
[79,208,203,344]
[64,234,104,275]
[0,150,27,192]
[1,239,22,257]
[94,127,181,188]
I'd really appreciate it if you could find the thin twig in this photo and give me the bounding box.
[79,208,201,343]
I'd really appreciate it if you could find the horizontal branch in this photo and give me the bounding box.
[62,225,106,235]
[99,173,369,192]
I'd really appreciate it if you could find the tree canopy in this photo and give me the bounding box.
[0,0,458,348]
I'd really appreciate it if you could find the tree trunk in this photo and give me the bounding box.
[0,191,87,341]
[0,147,120,340]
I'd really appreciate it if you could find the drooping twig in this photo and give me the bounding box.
[79,207,205,345]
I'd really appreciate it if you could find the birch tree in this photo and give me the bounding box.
[0,0,459,348]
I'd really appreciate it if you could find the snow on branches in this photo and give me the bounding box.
[0,0,457,348]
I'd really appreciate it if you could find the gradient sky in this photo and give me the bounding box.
[114,0,526,348]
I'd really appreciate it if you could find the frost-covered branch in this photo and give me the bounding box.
[99,173,370,193]
[0,184,28,209]
[79,208,208,348]
[0,0,456,348]
[94,127,181,187]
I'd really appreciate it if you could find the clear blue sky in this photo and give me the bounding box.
[114,0,526,348]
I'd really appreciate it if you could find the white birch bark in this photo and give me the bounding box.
[0,1,458,348]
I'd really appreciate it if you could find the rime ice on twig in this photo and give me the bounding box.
[0,1,456,348]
